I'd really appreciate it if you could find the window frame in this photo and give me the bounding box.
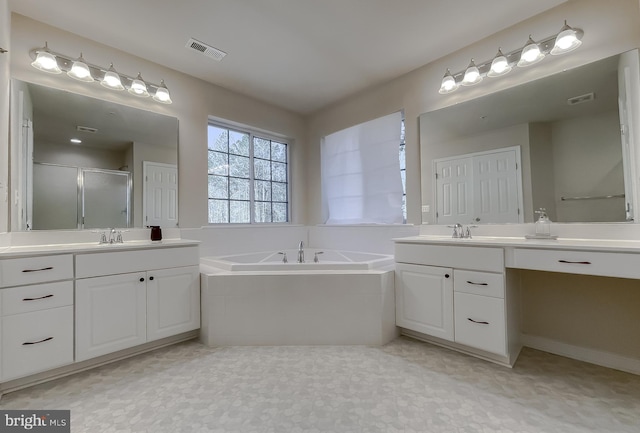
[207,119,291,225]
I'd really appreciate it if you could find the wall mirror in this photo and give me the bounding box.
[10,79,179,231]
[420,49,640,225]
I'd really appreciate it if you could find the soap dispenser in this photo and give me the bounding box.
[534,208,551,237]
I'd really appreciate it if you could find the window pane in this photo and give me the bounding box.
[254,158,271,181]
[254,180,271,201]
[208,175,228,199]
[272,142,287,162]
[272,162,287,183]
[229,155,250,178]
[399,144,406,170]
[208,151,228,175]
[208,126,228,152]
[229,130,249,156]
[208,199,229,223]
[230,200,250,223]
[272,182,287,202]
[255,202,272,223]
[273,202,287,222]
[254,137,271,159]
[229,178,250,200]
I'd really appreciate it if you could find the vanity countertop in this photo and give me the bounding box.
[394,235,640,253]
[0,239,200,258]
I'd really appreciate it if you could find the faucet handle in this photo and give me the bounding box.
[278,252,288,263]
[447,224,462,238]
[99,232,108,244]
[313,251,324,263]
[116,231,123,243]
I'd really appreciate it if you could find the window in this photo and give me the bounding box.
[208,122,289,223]
[400,119,406,222]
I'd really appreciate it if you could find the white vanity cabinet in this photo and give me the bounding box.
[0,255,74,381]
[75,246,200,362]
[395,242,515,363]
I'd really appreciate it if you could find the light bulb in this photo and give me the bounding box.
[461,59,482,86]
[551,20,582,55]
[128,72,150,97]
[67,53,94,82]
[517,36,545,67]
[438,69,459,94]
[31,42,62,74]
[487,48,512,77]
[101,63,124,91]
[152,80,172,104]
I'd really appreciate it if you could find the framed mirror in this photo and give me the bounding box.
[10,79,179,231]
[420,49,640,225]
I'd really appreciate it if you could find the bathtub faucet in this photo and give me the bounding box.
[298,241,305,263]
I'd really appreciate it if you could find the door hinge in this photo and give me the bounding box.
[517,208,520,215]
[435,173,438,179]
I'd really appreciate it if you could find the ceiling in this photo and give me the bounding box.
[10,0,567,115]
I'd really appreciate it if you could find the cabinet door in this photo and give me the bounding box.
[147,266,200,341]
[76,272,147,361]
[395,263,454,341]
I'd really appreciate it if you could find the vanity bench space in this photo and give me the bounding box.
[394,235,640,373]
[0,240,200,396]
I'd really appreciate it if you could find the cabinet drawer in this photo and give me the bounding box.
[395,243,503,272]
[2,281,73,316]
[454,292,506,356]
[0,255,73,287]
[454,270,504,298]
[512,248,640,279]
[76,246,199,278]
[1,306,74,381]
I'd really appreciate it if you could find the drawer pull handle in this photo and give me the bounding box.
[466,281,488,286]
[22,294,54,301]
[467,318,490,325]
[22,336,54,346]
[21,266,54,273]
[558,260,592,265]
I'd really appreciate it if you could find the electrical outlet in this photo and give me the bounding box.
[421,205,430,213]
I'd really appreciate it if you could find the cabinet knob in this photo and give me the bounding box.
[445,273,450,278]
[149,276,154,281]
[139,277,145,282]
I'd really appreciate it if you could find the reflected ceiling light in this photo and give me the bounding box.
[67,52,94,82]
[28,42,173,104]
[487,48,512,77]
[152,79,172,104]
[438,69,459,94]
[101,63,124,91]
[70,138,82,144]
[461,59,482,86]
[438,20,584,94]
[551,20,583,55]
[30,42,62,74]
[128,72,150,97]
[517,35,545,67]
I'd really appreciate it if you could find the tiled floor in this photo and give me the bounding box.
[1,337,639,432]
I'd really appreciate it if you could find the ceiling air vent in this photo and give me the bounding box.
[567,92,595,106]
[186,38,227,61]
[77,125,98,133]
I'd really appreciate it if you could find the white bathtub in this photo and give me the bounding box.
[200,249,395,271]
[200,249,398,346]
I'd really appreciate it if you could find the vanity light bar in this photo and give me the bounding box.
[439,21,583,94]
[29,44,173,104]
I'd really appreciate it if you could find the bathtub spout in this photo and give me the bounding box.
[298,241,305,263]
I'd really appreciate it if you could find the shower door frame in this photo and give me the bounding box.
[80,167,132,230]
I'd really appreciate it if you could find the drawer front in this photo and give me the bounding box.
[76,246,199,278]
[454,270,504,298]
[0,255,73,287]
[454,292,506,356]
[511,248,640,279]
[395,243,504,272]
[2,281,74,316]
[1,306,74,381]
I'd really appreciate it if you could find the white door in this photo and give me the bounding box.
[395,263,454,341]
[435,157,473,225]
[472,150,520,224]
[75,272,147,361]
[143,162,178,228]
[147,266,200,341]
[618,50,640,221]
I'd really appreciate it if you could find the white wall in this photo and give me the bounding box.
[307,0,640,225]
[9,13,308,229]
[34,141,127,169]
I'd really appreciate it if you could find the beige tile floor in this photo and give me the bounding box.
[1,337,638,432]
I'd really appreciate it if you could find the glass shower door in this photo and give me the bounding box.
[82,169,131,229]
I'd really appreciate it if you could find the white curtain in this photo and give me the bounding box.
[321,111,404,224]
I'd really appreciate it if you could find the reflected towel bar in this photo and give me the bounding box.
[560,194,624,201]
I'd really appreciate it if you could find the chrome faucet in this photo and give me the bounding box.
[448,223,463,238]
[108,228,117,244]
[297,241,305,263]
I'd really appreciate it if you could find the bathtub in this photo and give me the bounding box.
[200,249,398,346]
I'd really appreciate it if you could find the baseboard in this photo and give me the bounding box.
[521,334,640,375]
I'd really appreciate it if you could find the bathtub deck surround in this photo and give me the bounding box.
[200,248,398,346]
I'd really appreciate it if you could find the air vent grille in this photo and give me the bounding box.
[567,92,595,106]
[186,38,227,61]
[77,125,98,133]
